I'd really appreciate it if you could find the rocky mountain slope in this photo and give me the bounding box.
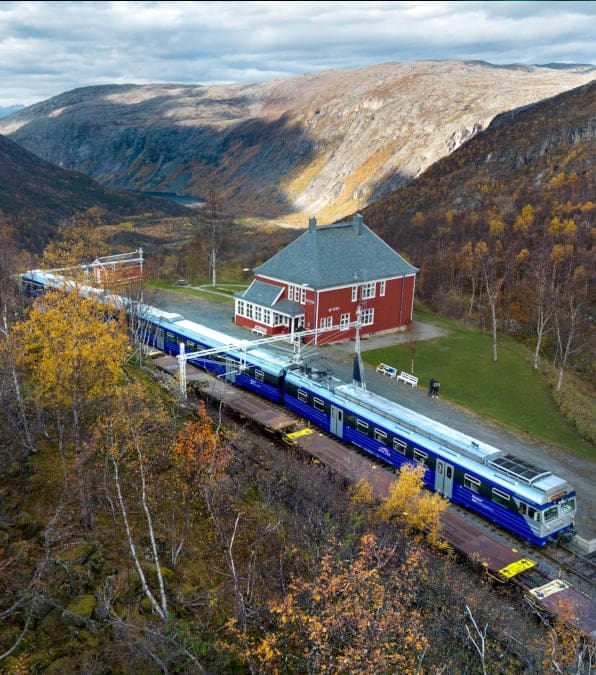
[1,61,593,225]
[0,133,189,252]
[362,79,595,250]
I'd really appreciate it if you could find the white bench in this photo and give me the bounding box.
[376,362,398,378]
[251,326,266,336]
[397,371,418,387]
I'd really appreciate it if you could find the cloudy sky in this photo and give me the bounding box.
[1,0,594,106]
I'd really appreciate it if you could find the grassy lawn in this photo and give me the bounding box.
[362,310,593,458]
[148,279,246,304]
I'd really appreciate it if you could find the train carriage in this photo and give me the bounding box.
[284,367,576,546]
[19,268,578,546]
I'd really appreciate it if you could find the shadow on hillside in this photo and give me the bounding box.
[6,88,324,219]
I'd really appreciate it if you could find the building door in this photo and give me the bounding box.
[434,460,454,499]
[330,406,343,437]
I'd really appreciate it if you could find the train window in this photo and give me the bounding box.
[543,506,559,523]
[446,467,453,479]
[298,390,308,403]
[165,331,176,341]
[518,502,527,515]
[492,488,510,506]
[255,369,264,382]
[356,419,369,434]
[413,449,427,465]
[393,439,406,454]
[560,498,576,515]
[374,429,387,443]
[528,507,539,522]
[464,475,480,493]
[313,397,325,411]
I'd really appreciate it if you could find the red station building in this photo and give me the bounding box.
[234,215,417,344]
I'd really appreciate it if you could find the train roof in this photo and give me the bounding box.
[285,370,572,503]
[161,317,294,372]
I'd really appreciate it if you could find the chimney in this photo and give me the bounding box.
[308,216,317,231]
[352,213,363,235]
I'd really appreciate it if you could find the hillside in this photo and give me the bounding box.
[362,80,595,254]
[0,133,190,252]
[0,61,593,225]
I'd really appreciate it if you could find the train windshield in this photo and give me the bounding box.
[543,506,559,523]
[560,497,576,515]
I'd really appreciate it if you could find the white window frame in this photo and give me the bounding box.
[360,308,374,326]
[413,449,427,465]
[464,474,481,493]
[379,280,386,297]
[351,285,358,302]
[340,313,350,330]
[393,438,406,454]
[313,397,325,412]
[361,282,376,299]
[374,429,387,443]
[320,316,332,329]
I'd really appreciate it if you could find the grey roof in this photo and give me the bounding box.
[238,280,282,306]
[254,215,417,289]
[235,280,303,316]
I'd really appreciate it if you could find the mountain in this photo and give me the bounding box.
[0,133,189,252]
[0,61,593,225]
[0,104,24,118]
[362,80,595,249]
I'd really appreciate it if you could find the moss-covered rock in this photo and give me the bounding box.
[65,594,96,619]
[57,542,94,565]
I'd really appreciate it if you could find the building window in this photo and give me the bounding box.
[361,282,376,299]
[263,309,271,325]
[237,300,245,316]
[254,306,262,323]
[246,304,253,319]
[320,316,332,329]
[340,313,350,330]
[288,284,306,304]
[360,308,374,326]
[380,280,386,296]
[352,285,358,302]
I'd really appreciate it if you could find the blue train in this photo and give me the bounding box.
[20,269,578,546]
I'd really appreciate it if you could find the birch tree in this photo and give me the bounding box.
[13,289,128,529]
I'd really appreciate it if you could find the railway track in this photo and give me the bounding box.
[164,359,596,637]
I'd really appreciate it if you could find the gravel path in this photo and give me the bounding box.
[155,289,595,542]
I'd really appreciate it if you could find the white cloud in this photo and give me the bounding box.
[0,0,594,105]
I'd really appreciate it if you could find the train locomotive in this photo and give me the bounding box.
[20,269,578,547]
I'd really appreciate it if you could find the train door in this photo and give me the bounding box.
[225,358,237,383]
[155,328,164,351]
[330,406,343,437]
[435,460,454,499]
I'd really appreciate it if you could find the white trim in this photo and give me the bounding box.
[255,273,416,295]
